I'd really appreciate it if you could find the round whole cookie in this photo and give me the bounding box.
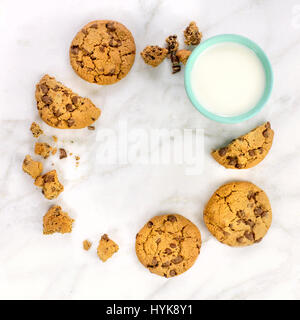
[204,181,272,247]
[70,20,136,85]
[136,214,201,278]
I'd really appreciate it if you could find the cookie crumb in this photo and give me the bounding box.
[52,136,58,143]
[34,142,53,159]
[59,148,67,159]
[88,126,95,131]
[184,21,202,46]
[75,156,80,161]
[140,46,168,67]
[176,49,191,65]
[83,240,92,251]
[43,205,74,235]
[34,170,64,200]
[97,234,119,262]
[52,148,57,155]
[30,122,43,138]
[22,155,43,179]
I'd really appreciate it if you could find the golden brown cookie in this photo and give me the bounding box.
[140,46,168,67]
[204,181,272,247]
[212,122,274,169]
[184,21,202,46]
[176,49,191,65]
[35,74,101,129]
[34,142,53,159]
[136,214,201,278]
[34,170,64,200]
[30,122,43,138]
[70,20,136,85]
[22,155,43,179]
[83,240,92,251]
[43,205,74,234]
[97,234,119,262]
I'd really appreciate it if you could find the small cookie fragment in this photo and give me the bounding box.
[88,126,95,131]
[176,49,191,65]
[52,136,58,143]
[22,155,43,179]
[97,234,119,262]
[83,240,92,251]
[136,214,201,278]
[34,170,64,200]
[140,46,168,67]
[70,20,136,85]
[30,122,43,138]
[211,122,274,169]
[43,205,74,234]
[59,148,67,159]
[203,181,272,247]
[34,142,53,159]
[35,74,101,129]
[184,21,202,45]
[166,35,179,56]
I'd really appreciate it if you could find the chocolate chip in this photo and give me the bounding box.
[164,248,172,255]
[245,219,255,228]
[71,96,78,105]
[151,257,158,267]
[76,61,84,68]
[248,150,256,157]
[155,229,163,234]
[66,104,74,112]
[82,28,88,35]
[101,234,109,241]
[227,156,237,166]
[59,148,67,159]
[169,270,177,277]
[254,238,262,243]
[254,207,263,216]
[172,65,181,74]
[40,84,49,94]
[235,163,242,169]
[236,236,244,243]
[167,215,177,223]
[156,238,161,244]
[237,210,245,218]
[244,231,254,241]
[106,22,116,32]
[67,119,75,127]
[218,147,228,157]
[171,255,183,264]
[147,221,153,228]
[261,211,268,218]
[173,236,184,241]
[265,122,271,129]
[258,147,264,154]
[41,95,52,105]
[44,174,55,183]
[90,23,98,29]
[262,129,269,138]
[109,38,121,48]
[88,126,95,130]
[170,243,176,248]
[53,109,63,117]
[71,46,79,55]
[162,261,170,268]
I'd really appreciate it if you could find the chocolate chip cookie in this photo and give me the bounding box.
[140,46,168,67]
[43,205,74,234]
[70,20,136,85]
[212,122,274,169]
[35,75,101,129]
[204,181,272,247]
[136,214,201,278]
[184,21,202,46]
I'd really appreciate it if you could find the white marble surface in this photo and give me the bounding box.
[0,0,300,300]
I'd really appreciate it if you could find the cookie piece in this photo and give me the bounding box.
[59,148,67,159]
[140,46,168,67]
[166,35,179,56]
[30,122,43,138]
[176,49,191,65]
[43,205,74,234]
[184,21,202,46]
[83,240,92,251]
[34,170,64,200]
[70,20,136,85]
[35,142,53,159]
[22,155,43,179]
[212,122,274,169]
[204,181,272,247]
[97,234,119,262]
[136,214,201,278]
[35,74,101,129]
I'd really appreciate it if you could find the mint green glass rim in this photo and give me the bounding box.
[184,34,273,124]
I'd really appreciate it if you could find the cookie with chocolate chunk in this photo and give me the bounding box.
[35,142,53,159]
[136,214,201,278]
[43,205,74,235]
[22,155,43,179]
[211,122,274,169]
[184,21,202,46]
[204,181,272,247]
[35,75,101,129]
[70,20,136,85]
[34,170,64,200]
[140,46,168,67]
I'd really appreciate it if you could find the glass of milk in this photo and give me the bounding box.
[184,34,273,123]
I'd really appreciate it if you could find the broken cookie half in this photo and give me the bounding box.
[35,74,101,129]
[35,169,64,200]
[211,122,274,169]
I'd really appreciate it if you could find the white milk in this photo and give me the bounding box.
[190,42,266,117]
